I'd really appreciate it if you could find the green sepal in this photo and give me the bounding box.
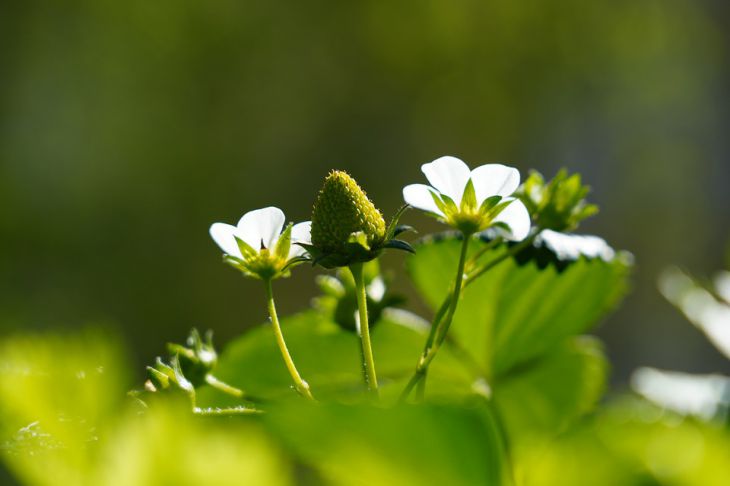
[430,191,451,217]
[170,355,194,393]
[234,235,257,259]
[439,193,459,215]
[486,199,516,220]
[281,255,309,273]
[479,195,502,214]
[490,221,512,233]
[348,231,371,251]
[393,225,416,237]
[146,366,170,390]
[382,239,416,254]
[274,223,293,261]
[460,179,477,212]
[385,204,409,240]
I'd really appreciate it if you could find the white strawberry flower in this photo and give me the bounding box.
[402,156,531,239]
[209,206,311,279]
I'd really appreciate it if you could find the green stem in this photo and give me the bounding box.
[204,374,245,399]
[194,406,262,416]
[465,235,504,270]
[401,233,471,401]
[349,263,379,397]
[465,230,539,285]
[264,278,314,401]
[401,229,542,402]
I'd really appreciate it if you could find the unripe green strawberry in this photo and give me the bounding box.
[311,171,386,255]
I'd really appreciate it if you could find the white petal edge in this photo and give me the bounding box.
[494,198,531,241]
[237,206,285,251]
[420,156,471,204]
[537,229,616,261]
[470,163,521,204]
[403,184,444,216]
[289,221,312,258]
[209,222,243,258]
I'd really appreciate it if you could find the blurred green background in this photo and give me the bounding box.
[1,0,729,382]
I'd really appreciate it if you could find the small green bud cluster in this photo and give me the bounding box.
[517,169,598,232]
[166,329,217,387]
[145,355,194,396]
[139,329,243,410]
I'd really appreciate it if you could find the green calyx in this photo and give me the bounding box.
[166,329,217,388]
[308,171,414,268]
[223,223,303,280]
[517,169,599,232]
[429,179,514,235]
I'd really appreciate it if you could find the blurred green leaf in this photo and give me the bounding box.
[96,403,290,486]
[407,235,630,377]
[264,401,510,486]
[492,337,608,458]
[0,330,129,485]
[0,330,129,438]
[0,332,292,486]
[520,398,730,486]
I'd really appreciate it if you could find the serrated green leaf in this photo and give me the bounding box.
[492,337,608,450]
[406,235,630,377]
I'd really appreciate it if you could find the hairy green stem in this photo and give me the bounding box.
[204,374,245,399]
[349,263,379,397]
[264,278,314,401]
[194,406,262,416]
[401,229,542,401]
[465,232,537,284]
[401,233,471,401]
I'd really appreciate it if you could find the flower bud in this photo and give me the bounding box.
[517,169,598,232]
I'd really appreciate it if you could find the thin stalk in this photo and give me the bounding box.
[264,278,314,401]
[465,230,540,285]
[349,263,379,397]
[204,374,245,399]
[193,406,262,416]
[401,229,542,402]
[466,235,504,270]
[400,233,471,401]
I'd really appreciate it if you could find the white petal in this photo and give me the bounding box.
[209,223,243,258]
[537,229,616,261]
[494,198,531,241]
[714,271,730,303]
[421,156,471,204]
[470,163,520,204]
[403,184,444,216]
[632,367,730,421]
[237,207,285,251]
[289,221,312,258]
